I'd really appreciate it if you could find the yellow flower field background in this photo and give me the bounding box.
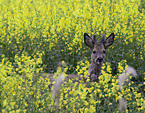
[0,0,144,112]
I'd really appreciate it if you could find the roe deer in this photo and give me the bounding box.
[84,33,115,82]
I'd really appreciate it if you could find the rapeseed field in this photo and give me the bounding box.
[0,0,144,112]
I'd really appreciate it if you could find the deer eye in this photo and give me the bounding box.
[93,50,96,54]
[103,50,106,54]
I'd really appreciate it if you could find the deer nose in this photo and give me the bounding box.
[96,57,103,62]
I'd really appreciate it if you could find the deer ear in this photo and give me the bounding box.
[104,33,115,49]
[84,33,94,48]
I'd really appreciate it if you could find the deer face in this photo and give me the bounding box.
[84,33,115,65]
[91,43,105,65]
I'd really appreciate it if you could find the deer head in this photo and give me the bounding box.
[84,33,114,65]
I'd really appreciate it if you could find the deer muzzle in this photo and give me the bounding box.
[96,57,103,64]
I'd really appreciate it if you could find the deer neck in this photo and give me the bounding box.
[89,63,102,76]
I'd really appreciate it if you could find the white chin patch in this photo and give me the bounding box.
[97,61,100,65]
[96,61,103,65]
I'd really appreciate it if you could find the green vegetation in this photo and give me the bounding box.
[0,0,144,112]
